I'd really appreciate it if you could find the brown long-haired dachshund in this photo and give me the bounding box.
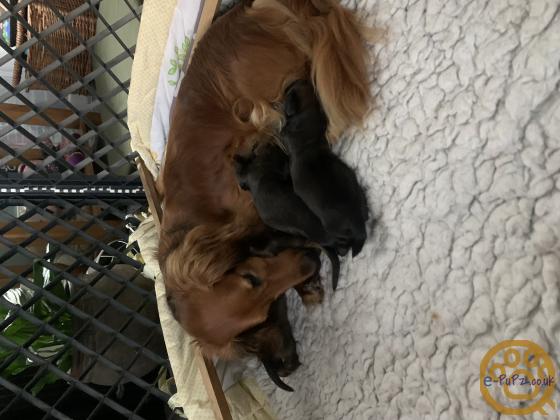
[159,0,372,358]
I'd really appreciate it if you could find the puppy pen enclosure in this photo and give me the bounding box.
[0,1,176,418]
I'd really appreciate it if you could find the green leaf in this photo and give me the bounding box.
[30,349,72,395]
[0,347,11,360]
[1,354,29,377]
[168,80,177,86]
[0,301,8,320]
[30,371,60,396]
[168,66,177,76]
[31,335,62,351]
[32,260,45,288]
[31,259,64,310]
[32,300,51,320]
[54,313,72,336]
[57,349,72,373]
[47,281,67,305]
[3,318,38,344]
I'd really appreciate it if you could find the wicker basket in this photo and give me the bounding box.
[16,0,97,95]
[10,1,26,86]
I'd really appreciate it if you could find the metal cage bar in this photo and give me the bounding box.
[0,2,173,419]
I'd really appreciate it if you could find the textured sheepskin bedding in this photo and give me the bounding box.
[250,0,560,418]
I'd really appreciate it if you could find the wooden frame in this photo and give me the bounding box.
[0,103,102,129]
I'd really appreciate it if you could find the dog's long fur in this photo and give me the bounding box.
[159,0,372,356]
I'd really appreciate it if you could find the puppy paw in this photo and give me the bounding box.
[300,289,324,306]
[296,277,324,306]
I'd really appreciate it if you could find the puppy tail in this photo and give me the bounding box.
[305,0,373,140]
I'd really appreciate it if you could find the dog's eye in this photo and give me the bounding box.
[242,273,262,288]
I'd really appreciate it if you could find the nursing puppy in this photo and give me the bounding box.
[234,144,326,242]
[281,80,369,256]
[236,293,300,392]
[160,0,373,357]
[235,145,341,289]
[168,287,300,392]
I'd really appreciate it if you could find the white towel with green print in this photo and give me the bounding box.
[150,0,201,162]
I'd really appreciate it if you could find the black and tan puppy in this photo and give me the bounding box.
[236,294,300,392]
[281,80,369,257]
[235,154,341,289]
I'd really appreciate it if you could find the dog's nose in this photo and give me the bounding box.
[277,356,301,377]
[336,245,350,256]
[301,248,321,275]
[303,248,320,260]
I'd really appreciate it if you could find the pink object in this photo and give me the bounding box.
[65,151,85,166]
[18,160,42,176]
[18,160,60,176]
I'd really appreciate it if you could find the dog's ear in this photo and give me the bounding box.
[167,290,249,360]
[164,222,251,289]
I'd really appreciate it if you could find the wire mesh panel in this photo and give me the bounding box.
[0,0,141,186]
[0,1,175,419]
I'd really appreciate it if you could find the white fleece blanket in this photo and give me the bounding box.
[249,0,560,418]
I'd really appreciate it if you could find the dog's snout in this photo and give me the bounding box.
[277,355,301,377]
[301,248,320,274]
[286,355,301,371]
[303,247,319,259]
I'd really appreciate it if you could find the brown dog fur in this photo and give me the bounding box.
[159,0,372,357]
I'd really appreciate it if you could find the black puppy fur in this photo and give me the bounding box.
[237,294,299,392]
[235,149,341,289]
[280,80,369,256]
[234,145,328,242]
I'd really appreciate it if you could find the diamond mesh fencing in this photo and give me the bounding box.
[0,1,174,419]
